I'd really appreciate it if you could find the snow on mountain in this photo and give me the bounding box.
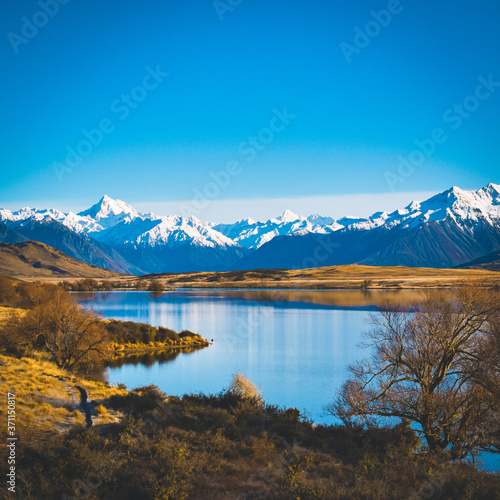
[307,214,335,226]
[0,209,14,221]
[215,184,500,250]
[0,195,241,253]
[273,209,300,224]
[94,214,240,249]
[0,205,103,234]
[212,218,258,241]
[366,184,500,232]
[215,210,332,250]
[304,184,500,235]
[77,195,145,230]
[2,185,499,258]
[0,196,152,236]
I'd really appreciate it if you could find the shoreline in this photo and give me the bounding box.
[15,264,500,291]
[112,340,211,356]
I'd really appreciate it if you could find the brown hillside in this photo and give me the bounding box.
[0,241,121,279]
[458,250,500,270]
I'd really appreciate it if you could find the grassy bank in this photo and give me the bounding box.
[112,336,210,355]
[1,275,499,498]
[0,352,498,499]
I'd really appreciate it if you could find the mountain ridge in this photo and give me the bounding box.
[1,183,499,273]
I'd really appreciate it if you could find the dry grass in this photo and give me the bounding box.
[0,241,122,279]
[113,336,210,354]
[151,265,500,289]
[95,404,107,416]
[0,352,127,438]
[0,306,25,322]
[30,264,500,290]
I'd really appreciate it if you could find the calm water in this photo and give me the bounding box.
[78,289,499,471]
[78,289,391,424]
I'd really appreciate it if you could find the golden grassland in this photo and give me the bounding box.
[26,264,500,290]
[0,241,121,279]
[0,352,127,438]
[0,306,25,322]
[148,265,500,289]
[1,284,499,497]
[112,335,210,355]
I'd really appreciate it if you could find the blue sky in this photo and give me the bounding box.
[1,0,499,222]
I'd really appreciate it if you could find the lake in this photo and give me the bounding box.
[78,288,499,471]
[77,289,411,424]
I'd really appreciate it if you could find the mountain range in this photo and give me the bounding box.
[1,183,499,274]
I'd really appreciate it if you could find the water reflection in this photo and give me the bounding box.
[76,290,384,424]
[195,289,424,308]
[77,289,499,472]
[108,346,208,368]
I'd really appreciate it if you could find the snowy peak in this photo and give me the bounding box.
[307,214,335,226]
[2,184,499,257]
[93,213,240,250]
[275,209,300,223]
[419,184,500,222]
[236,217,257,226]
[485,182,500,196]
[0,208,14,221]
[76,195,150,232]
[216,209,334,250]
[78,195,138,220]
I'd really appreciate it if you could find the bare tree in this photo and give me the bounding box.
[20,287,111,370]
[328,285,500,459]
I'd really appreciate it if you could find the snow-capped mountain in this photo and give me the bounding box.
[94,214,239,250]
[0,196,239,250]
[237,184,500,270]
[214,210,332,250]
[0,205,103,234]
[215,184,500,251]
[1,184,499,273]
[0,195,247,273]
[336,183,500,235]
[78,195,146,231]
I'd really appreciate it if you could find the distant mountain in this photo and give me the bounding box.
[235,184,500,270]
[0,196,248,274]
[1,184,499,273]
[214,210,333,250]
[4,217,142,275]
[0,241,120,279]
[85,199,248,273]
[0,223,27,245]
[78,195,144,230]
[457,250,500,270]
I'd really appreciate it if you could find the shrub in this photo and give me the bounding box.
[178,330,196,339]
[148,280,165,292]
[95,404,107,416]
[228,373,263,406]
